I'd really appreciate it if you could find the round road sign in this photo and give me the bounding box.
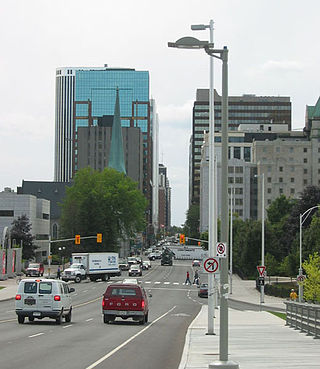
[204,258,219,273]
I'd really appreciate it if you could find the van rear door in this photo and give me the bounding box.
[37,281,53,312]
[21,281,39,311]
[105,286,143,312]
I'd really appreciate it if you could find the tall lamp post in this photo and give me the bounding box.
[191,20,216,336]
[255,173,265,304]
[169,31,238,369]
[299,205,320,302]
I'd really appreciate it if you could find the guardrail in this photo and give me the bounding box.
[284,301,320,339]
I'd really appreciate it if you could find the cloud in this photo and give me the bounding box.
[158,100,194,128]
[260,60,305,72]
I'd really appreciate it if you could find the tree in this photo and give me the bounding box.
[302,252,320,303]
[267,195,295,224]
[11,214,36,260]
[184,204,200,243]
[60,167,147,253]
[300,210,320,257]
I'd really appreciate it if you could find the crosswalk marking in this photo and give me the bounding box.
[142,281,186,286]
[154,281,161,284]
[173,282,179,285]
[145,281,151,284]
[164,282,170,285]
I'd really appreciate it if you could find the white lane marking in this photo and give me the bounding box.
[86,306,176,369]
[173,282,179,285]
[97,281,103,284]
[29,332,44,338]
[144,281,151,284]
[63,324,72,329]
[6,310,15,313]
[154,281,161,284]
[164,282,170,285]
[86,318,93,322]
[82,290,88,293]
[73,293,78,296]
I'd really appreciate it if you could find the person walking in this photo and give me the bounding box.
[57,265,61,280]
[193,270,199,285]
[290,289,297,301]
[185,271,191,285]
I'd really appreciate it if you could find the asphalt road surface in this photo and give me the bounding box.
[0,260,205,369]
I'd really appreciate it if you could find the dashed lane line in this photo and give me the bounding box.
[85,305,176,369]
[86,318,94,322]
[63,324,72,329]
[29,332,44,338]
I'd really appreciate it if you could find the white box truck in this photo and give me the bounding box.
[62,252,121,283]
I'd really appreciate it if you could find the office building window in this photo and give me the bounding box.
[290,188,295,194]
[279,188,283,194]
[267,188,271,194]
[234,147,241,159]
[279,177,283,183]
[228,177,234,184]
[279,167,283,172]
[268,199,272,205]
[304,148,308,153]
[228,166,234,173]
[235,177,243,184]
[304,179,308,185]
[267,177,272,183]
[304,169,308,174]
[235,188,243,195]
[244,147,251,162]
[291,177,294,183]
[304,158,308,163]
[235,167,243,174]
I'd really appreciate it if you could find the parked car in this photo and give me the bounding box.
[198,283,208,298]
[15,278,75,324]
[128,264,142,277]
[102,283,149,324]
[25,263,44,277]
[192,259,201,268]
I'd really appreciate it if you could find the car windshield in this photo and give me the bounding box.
[71,264,81,269]
[28,264,39,268]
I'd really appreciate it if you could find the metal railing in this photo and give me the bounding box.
[284,301,320,339]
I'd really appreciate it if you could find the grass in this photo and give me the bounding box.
[268,311,286,321]
[0,287,4,291]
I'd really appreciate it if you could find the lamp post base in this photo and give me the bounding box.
[209,360,240,369]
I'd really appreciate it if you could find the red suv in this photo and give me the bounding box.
[102,283,149,325]
[25,263,44,277]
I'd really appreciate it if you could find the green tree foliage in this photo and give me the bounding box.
[283,186,320,255]
[301,210,320,257]
[302,252,320,302]
[267,195,295,224]
[60,167,147,253]
[10,214,36,260]
[184,204,200,243]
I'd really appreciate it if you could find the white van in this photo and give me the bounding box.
[15,279,74,324]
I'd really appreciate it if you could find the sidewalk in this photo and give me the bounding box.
[179,275,320,369]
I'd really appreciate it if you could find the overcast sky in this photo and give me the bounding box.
[1,0,319,226]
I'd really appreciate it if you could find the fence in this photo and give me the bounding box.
[284,301,320,339]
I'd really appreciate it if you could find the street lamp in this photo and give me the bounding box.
[191,20,216,336]
[169,30,237,369]
[299,205,320,302]
[255,173,265,304]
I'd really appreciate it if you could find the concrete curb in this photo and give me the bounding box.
[178,305,205,369]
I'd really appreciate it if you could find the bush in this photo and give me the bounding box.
[264,282,297,298]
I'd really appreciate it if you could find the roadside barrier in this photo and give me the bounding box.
[284,301,320,339]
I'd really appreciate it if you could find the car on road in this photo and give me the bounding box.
[25,263,44,277]
[192,259,201,268]
[119,259,129,271]
[127,257,139,266]
[128,264,142,277]
[15,278,75,324]
[198,283,208,298]
[102,283,149,324]
[148,251,162,261]
[142,260,151,270]
[122,278,139,284]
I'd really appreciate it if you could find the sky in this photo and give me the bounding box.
[1,0,320,226]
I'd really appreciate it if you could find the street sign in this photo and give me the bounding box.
[216,242,227,258]
[297,274,306,283]
[203,258,219,274]
[258,276,265,286]
[257,265,266,277]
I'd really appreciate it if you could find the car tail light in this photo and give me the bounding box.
[15,294,21,300]
[54,295,61,301]
[141,300,145,309]
[102,299,105,307]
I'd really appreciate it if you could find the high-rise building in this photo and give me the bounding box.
[54,66,159,234]
[158,164,171,229]
[191,89,291,205]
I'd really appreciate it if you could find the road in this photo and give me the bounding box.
[0,260,205,369]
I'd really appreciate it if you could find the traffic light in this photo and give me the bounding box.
[75,235,80,245]
[198,241,201,246]
[97,233,102,243]
[179,234,185,244]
